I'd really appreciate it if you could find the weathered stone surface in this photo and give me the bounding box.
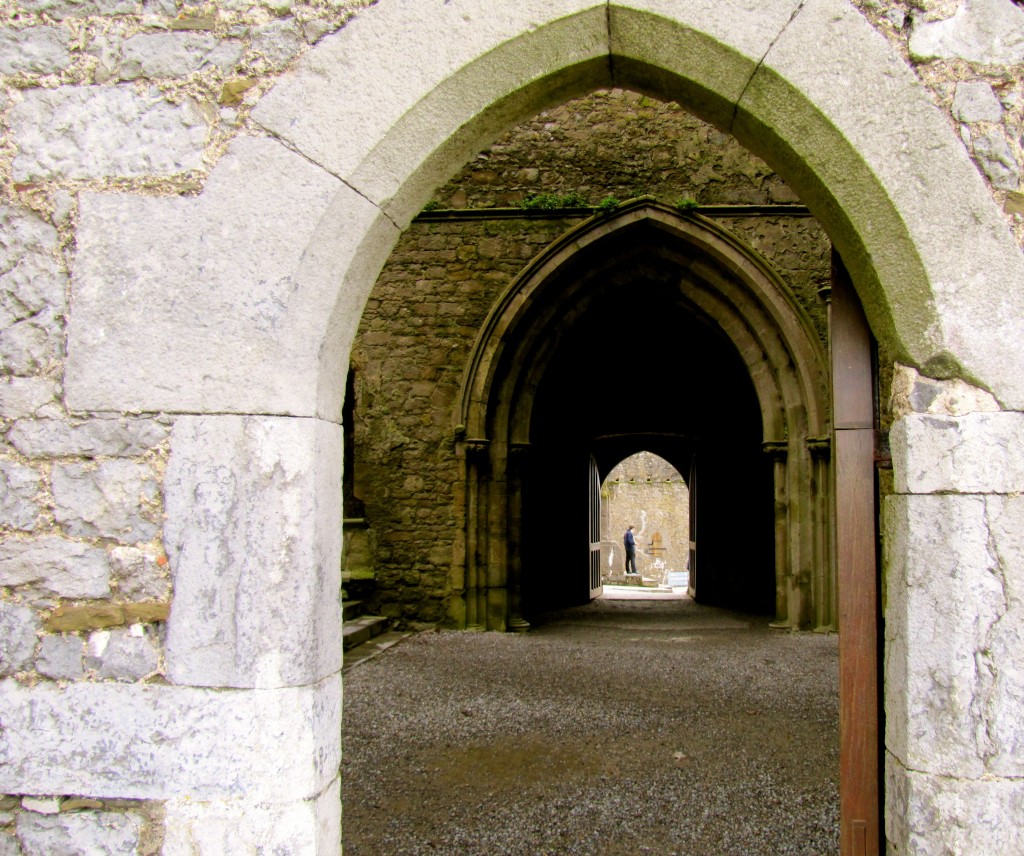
[0,463,42,532]
[0,377,56,419]
[164,415,342,688]
[109,546,168,600]
[59,798,103,811]
[86,24,125,84]
[140,0,174,13]
[891,412,1024,494]
[890,363,1000,418]
[19,0,142,16]
[886,754,1024,855]
[739,0,1024,409]
[218,77,256,105]
[0,26,71,75]
[11,86,209,182]
[16,810,140,855]
[46,604,125,633]
[250,20,304,66]
[302,18,332,44]
[0,603,40,677]
[251,0,1024,418]
[51,461,158,543]
[0,317,61,377]
[0,830,19,856]
[20,797,58,815]
[66,136,395,418]
[36,634,84,681]
[0,205,63,324]
[120,32,242,80]
[253,0,609,224]
[0,675,341,801]
[217,0,293,8]
[122,602,169,624]
[953,81,1004,124]
[431,88,797,208]
[0,325,48,377]
[885,494,1024,778]
[0,205,66,377]
[44,602,169,633]
[168,14,217,31]
[87,627,159,681]
[909,0,1024,64]
[0,537,111,599]
[8,417,169,458]
[973,131,1021,191]
[611,0,805,135]
[163,776,340,855]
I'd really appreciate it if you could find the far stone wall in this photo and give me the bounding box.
[350,88,832,624]
[602,452,689,585]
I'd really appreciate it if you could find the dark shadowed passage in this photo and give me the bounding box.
[342,596,838,855]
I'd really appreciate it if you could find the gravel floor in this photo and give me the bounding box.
[342,593,839,856]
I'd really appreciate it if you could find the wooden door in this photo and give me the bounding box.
[588,456,603,600]
[831,256,880,856]
[687,455,697,597]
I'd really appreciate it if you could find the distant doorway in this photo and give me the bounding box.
[457,203,831,632]
[601,451,690,588]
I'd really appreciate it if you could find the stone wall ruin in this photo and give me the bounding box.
[348,87,833,626]
[0,0,1022,851]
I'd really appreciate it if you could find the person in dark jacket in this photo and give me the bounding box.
[624,525,638,575]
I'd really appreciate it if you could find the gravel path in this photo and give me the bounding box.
[342,593,839,856]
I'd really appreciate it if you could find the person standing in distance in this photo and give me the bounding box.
[624,524,638,576]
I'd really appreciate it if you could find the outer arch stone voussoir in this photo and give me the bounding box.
[249,0,1024,409]
[734,0,1024,409]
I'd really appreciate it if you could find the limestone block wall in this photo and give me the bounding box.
[885,365,1024,853]
[0,0,1020,851]
[0,0,368,849]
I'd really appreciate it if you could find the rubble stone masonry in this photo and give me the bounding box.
[351,88,833,624]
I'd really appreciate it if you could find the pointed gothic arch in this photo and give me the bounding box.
[455,200,832,630]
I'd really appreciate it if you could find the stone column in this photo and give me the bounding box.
[507,443,531,632]
[763,440,791,627]
[885,375,1024,854]
[807,437,835,631]
[161,415,344,850]
[462,440,490,630]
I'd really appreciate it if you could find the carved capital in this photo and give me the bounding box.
[762,440,788,462]
[463,438,490,461]
[807,437,831,460]
[508,442,531,460]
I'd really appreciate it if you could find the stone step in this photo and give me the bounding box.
[342,599,366,622]
[342,614,389,651]
[341,569,378,602]
[343,630,412,672]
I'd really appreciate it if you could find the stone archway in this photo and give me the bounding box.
[41,2,1024,853]
[455,200,832,631]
